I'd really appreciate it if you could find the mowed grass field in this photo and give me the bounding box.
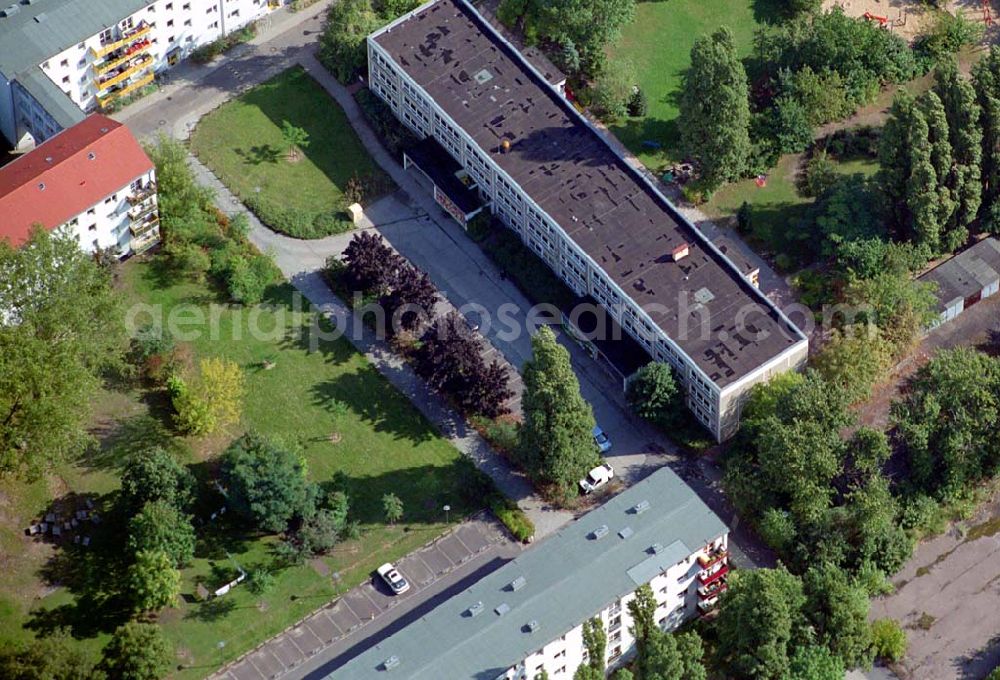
[608,0,769,170]
[190,67,391,233]
[0,261,478,677]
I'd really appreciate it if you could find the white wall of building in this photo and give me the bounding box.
[60,167,159,256]
[498,536,728,679]
[38,0,273,117]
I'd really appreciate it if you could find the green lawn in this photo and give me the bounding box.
[608,0,770,170]
[701,152,878,268]
[0,261,479,677]
[190,67,393,237]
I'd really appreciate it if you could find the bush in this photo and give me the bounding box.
[489,494,534,542]
[591,59,636,121]
[769,95,814,154]
[247,568,276,594]
[354,88,421,157]
[799,153,839,198]
[226,252,279,305]
[627,87,647,117]
[915,12,984,63]
[870,619,907,662]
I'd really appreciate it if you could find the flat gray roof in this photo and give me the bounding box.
[372,0,806,388]
[330,467,727,679]
[919,237,1000,311]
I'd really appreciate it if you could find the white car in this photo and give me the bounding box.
[593,425,612,454]
[376,562,410,594]
[579,462,615,494]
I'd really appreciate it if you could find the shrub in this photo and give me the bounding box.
[489,495,534,542]
[870,619,907,662]
[318,0,383,84]
[627,87,648,117]
[354,88,421,157]
[799,153,839,198]
[915,12,984,63]
[247,568,275,595]
[170,357,244,436]
[227,252,278,305]
[769,95,814,154]
[592,59,636,121]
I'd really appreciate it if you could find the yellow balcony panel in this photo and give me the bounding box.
[98,71,155,109]
[90,23,151,58]
[97,56,152,92]
[130,215,159,238]
[94,40,151,75]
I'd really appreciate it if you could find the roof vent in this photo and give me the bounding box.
[592,525,609,540]
[44,156,52,163]
[650,543,664,554]
[467,601,484,617]
[495,602,510,616]
[525,620,540,633]
[382,655,400,670]
[672,243,690,262]
[618,526,634,539]
[1,4,20,17]
[33,12,45,22]
[100,127,108,133]
[632,500,650,515]
[473,68,493,84]
[508,576,527,592]
[37,182,44,191]
[87,152,96,160]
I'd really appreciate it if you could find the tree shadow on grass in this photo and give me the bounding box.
[235,144,282,166]
[83,414,178,473]
[310,364,441,446]
[184,596,238,622]
[324,462,483,527]
[25,492,133,640]
[750,0,791,25]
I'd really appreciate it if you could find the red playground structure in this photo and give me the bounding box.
[984,0,994,27]
[862,11,889,27]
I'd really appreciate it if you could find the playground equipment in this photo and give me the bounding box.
[862,11,889,27]
[983,0,994,28]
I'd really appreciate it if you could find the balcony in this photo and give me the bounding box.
[698,564,729,587]
[697,548,728,571]
[697,599,721,619]
[128,200,157,221]
[698,580,728,600]
[98,71,155,109]
[91,23,152,59]
[130,215,159,239]
[130,229,160,254]
[94,38,151,75]
[127,182,157,205]
[97,55,153,93]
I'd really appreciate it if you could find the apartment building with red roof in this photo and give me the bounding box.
[0,113,159,256]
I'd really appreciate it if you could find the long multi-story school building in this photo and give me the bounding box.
[0,0,279,149]
[367,0,808,440]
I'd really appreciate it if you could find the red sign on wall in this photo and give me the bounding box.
[434,185,467,225]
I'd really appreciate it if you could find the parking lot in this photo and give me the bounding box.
[871,492,1000,679]
[213,517,517,680]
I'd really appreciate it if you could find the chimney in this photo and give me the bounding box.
[671,243,690,262]
[501,139,511,154]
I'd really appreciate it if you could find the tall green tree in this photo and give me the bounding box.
[221,431,316,533]
[934,58,983,242]
[581,616,606,672]
[786,644,845,680]
[517,326,598,494]
[716,567,809,680]
[318,0,383,83]
[626,362,681,428]
[641,629,707,680]
[0,227,127,478]
[972,46,1000,230]
[627,584,657,660]
[128,549,181,613]
[892,348,1000,499]
[127,500,197,567]
[0,628,97,680]
[679,27,752,191]
[100,622,173,680]
[119,446,195,516]
[803,562,875,668]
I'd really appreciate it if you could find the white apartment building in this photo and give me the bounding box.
[0,0,279,149]
[367,0,809,442]
[0,113,159,256]
[333,467,730,679]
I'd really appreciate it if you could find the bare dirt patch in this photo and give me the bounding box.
[823,0,996,43]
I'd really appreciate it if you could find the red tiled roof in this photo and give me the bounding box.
[0,114,153,247]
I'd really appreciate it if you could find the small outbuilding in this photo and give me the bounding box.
[919,237,1000,327]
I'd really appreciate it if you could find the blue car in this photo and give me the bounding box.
[593,425,612,454]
